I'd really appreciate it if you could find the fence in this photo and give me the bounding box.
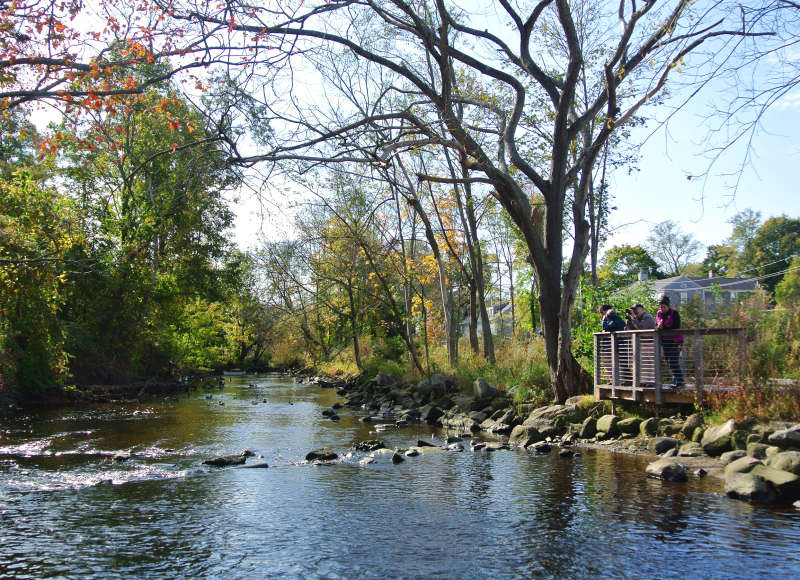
[593,328,747,405]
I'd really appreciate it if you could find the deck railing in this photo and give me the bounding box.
[593,328,747,405]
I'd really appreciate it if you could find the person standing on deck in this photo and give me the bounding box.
[656,295,685,388]
[599,305,625,332]
[625,304,656,330]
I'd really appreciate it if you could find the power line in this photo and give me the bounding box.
[728,253,799,278]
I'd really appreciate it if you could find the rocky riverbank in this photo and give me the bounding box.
[298,372,800,508]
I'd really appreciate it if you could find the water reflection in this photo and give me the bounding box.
[1,374,799,579]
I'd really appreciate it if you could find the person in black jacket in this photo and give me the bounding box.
[599,305,625,332]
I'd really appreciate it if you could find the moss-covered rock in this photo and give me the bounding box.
[640,417,658,437]
[720,449,747,466]
[731,429,749,451]
[677,442,706,457]
[509,425,543,448]
[646,458,688,482]
[617,417,641,435]
[725,472,776,505]
[701,419,736,456]
[724,455,762,476]
[768,424,800,450]
[596,414,619,437]
[747,442,770,459]
[648,437,679,454]
[579,416,597,439]
[681,413,705,438]
[750,465,800,502]
[766,451,800,475]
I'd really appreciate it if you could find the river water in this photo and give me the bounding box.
[1,374,798,579]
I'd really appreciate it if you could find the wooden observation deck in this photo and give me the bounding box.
[593,328,747,406]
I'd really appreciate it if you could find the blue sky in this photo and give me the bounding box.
[607,82,800,256]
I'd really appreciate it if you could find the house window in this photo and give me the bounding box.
[680,291,688,304]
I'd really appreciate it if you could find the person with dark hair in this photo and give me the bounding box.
[625,303,656,330]
[599,304,625,332]
[656,295,685,388]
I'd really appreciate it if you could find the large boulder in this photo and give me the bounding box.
[579,416,597,439]
[648,437,679,455]
[521,417,560,439]
[750,465,800,502]
[724,455,762,476]
[768,424,800,449]
[720,450,747,466]
[509,425,543,448]
[765,451,800,475]
[524,404,584,428]
[480,408,517,434]
[596,414,620,437]
[731,429,749,450]
[473,378,499,399]
[617,417,641,435]
[640,417,658,437]
[725,472,777,505]
[646,459,688,482]
[440,410,480,432]
[617,417,642,435]
[677,442,706,457]
[419,405,444,425]
[681,413,705,437]
[747,442,771,459]
[701,419,736,456]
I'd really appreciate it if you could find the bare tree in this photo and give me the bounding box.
[154,0,770,401]
[646,220,703,276]
[4,0,779,401]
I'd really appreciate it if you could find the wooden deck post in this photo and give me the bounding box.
[593,333,600,389]
[694,330,704,407]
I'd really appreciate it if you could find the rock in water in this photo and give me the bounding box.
[725,472,776,505]
[203,454,247,467]
[647,437,679,455]
[305,447,338,462]
[646,459,688,482]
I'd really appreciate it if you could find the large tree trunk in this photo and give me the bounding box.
[407,196,458,368]
[468,281,479,353]
[462,177,495,364]
[345,283,363,372]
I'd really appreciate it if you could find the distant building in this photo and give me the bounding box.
[630,270,757,308]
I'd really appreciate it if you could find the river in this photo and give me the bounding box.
[1,374,798,579]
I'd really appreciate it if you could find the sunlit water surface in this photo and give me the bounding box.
[1,375,798,579]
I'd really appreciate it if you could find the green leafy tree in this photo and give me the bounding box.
[774,257,800,306]
[748,216,800,294]
[598,245,663,291]
[0,172,82,389]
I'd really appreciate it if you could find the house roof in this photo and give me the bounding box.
[632,274,757,293]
